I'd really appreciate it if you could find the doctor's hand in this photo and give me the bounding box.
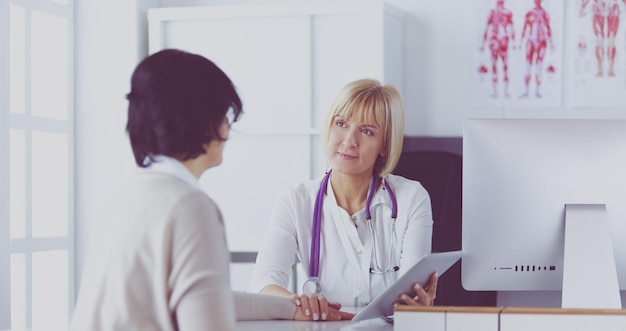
[395,271,438,307]
[291,293,354,321]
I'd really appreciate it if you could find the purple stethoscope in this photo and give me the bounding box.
[302,169,399,295]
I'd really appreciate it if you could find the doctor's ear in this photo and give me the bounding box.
[379,147,388,158]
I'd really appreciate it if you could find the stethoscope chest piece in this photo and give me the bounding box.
[302,277,321,295]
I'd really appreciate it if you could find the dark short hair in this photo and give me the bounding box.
[126,49,242,167]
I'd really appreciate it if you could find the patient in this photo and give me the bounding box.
[70,49,353,331]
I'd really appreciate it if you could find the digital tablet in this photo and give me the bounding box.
[352,250,463,322]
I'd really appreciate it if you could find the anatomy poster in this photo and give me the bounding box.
[472,0,565,108]
[568,0,626,108]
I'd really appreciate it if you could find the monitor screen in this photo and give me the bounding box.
[461,119,626,293]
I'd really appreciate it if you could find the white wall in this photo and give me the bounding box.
[74,0,159,292]
[157,0,477,136]
[155,0,626,137]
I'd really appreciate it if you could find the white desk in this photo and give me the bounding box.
[0,322,392,331]
[0,310,393,331]
[236,318,392,331]
[236,306,392,331]
[1,321,391,331]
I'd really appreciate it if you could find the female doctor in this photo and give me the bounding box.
[252,78,437,318]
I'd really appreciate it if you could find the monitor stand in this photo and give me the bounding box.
[562,204,621,309]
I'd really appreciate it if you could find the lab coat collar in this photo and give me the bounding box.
[143,155,203,191]
[323,173,394,211]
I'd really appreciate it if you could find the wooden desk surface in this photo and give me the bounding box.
[393,305,626,331]
[394,305,626,315]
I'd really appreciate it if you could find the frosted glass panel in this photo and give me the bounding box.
[32,250,68,331]
[9,5,26,114]
[10,130,26,238]
[31,10,69,120]
[164,16,311,133]
[10,254,27,330]
[31,132,68,237]
[200,135,311,251]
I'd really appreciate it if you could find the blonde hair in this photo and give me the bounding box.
[322,78,405,177]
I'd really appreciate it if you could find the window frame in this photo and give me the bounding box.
[1,1,11,327]
[1,0,75,329]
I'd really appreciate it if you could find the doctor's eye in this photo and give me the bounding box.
[362,128,374,136]
[334,118,347,128]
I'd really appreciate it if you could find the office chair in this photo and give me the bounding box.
[393,150,497,306]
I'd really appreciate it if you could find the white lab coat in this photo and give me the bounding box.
[251,173,433,306]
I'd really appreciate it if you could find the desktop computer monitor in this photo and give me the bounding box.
[461,119,626,307]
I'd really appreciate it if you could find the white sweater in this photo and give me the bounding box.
[70,158,295,331]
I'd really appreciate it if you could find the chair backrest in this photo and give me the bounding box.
[394,150,462,227]
[393,150,497,306]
